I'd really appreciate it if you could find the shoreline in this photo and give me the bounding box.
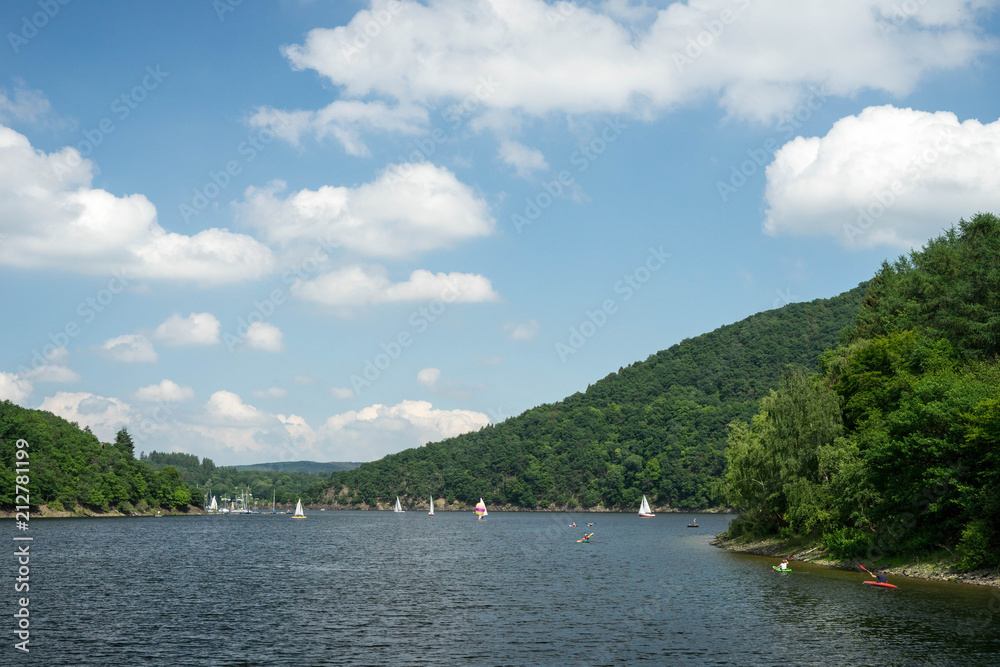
[0,504,207,519]
[711,534,1000,589]
[3,504,732,518]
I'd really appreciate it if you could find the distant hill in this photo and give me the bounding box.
[322,284,867,510]
[233,461,363,474]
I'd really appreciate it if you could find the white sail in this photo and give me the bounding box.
[209,496,218,511]
[638,495,654,517]
[429,496,435,516]
[394,497,404,513]
[293,498,306,518]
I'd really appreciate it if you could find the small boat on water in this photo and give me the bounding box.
[863,581,898,588]
[687,519,699,528]
[638,495,655,518]
[428,495,435,516]
[394,497,405,513]
[292,498,306,519]
[772,565,792,573]
[475,498,487,520]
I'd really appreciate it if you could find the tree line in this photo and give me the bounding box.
[723,212,1000,572]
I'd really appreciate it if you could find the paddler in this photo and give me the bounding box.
[876,571,888,584]
[778,559,789,571]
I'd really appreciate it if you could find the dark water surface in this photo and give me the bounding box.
[6,511,999,665]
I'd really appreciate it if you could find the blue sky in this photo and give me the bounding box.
[2,0,999,465]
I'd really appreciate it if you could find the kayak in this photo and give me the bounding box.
[772,566,792,573]
[863,581,898,588]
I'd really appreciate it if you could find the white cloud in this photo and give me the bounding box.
[253,386,288,400]
[318,399,490,460]
[282,0,996,124]
[101,334,158,363]
[0,81,60,126]
[236,162,494,258]
[504,319,539,341]
[498,140,549,179]
[331,387,355,399]
[249,100,428,156]
[0,125,274,283]
[417,367,440,388]
[0,371,33,404]
[22,364,80,383]
[763,105,1000,250]
[291,264,500,308]
[37,391,133,441]
[153,312,221,346]
[203,390,266,424]
[135,379,195,403]
[245,322,284,352]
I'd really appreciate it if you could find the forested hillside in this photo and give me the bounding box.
[322,284,866,510]
[723,213,1000,571]
[0,403,196,513]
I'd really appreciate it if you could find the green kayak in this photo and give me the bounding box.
[772,566,792,573]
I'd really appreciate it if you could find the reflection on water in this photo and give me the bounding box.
[10,512,999,665]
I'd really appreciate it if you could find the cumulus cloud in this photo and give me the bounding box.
[498,140,549,179]
[318,399,490,460]
[248,100,427,156]
[245,322,284,352]
[0,371,33,404]
[291,264,500,308]
[203,390,267,424]
[236,163,494,258]
[153,312,221,346]
[280,0,996,125]
[763,105,1000,250]
[0,125,273,283]
[101,334,158,363]
[135,379,195,403]
[504,319,539,341]
[38,391,133,441]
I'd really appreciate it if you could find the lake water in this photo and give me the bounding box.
[6,511,999,665]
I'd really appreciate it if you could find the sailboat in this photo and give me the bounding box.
[394,497,405,513]
[208,496,218,512]
[292,498,306,519]
[638,495,655,518]
[475,498,487,521]
[428,495,435,517]
[271,490,276,514]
